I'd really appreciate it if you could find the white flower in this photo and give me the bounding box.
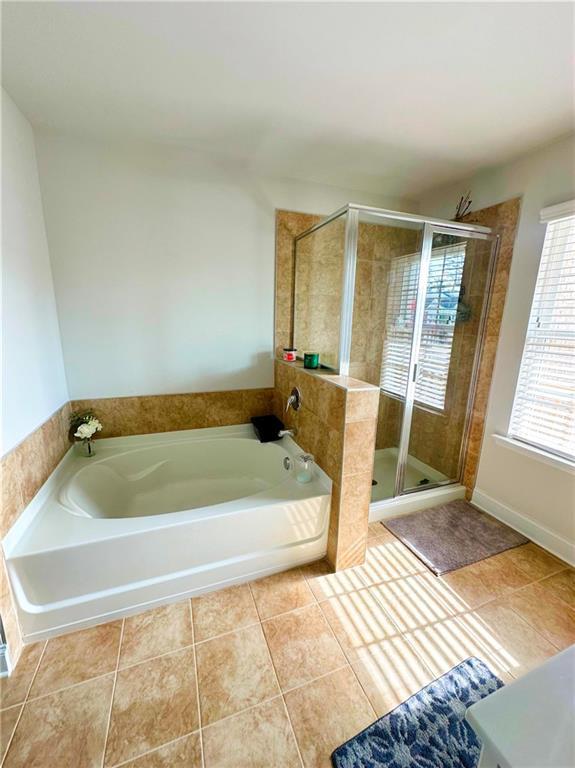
[74,418,103,440]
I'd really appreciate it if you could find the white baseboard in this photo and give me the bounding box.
[472,489,575,567]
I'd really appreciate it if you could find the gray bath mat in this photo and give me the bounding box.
[383,500,529,575]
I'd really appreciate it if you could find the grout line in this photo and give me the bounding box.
[248,581,305,768]
[0,639,47,766]
[193,618,262,647]
[22,669,117,705]
[22,639,48,705]
[280,662,351,698]
[315,599,378,720]
[116,640,196,673]
[108,730,202,768]
[100,618,125,768]
[189,600,205,768]
[201,692,285,733]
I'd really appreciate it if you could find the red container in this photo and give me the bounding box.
[282,348,297,362]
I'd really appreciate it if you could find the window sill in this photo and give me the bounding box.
[492,434,575,475]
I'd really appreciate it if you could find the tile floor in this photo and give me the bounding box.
[1,526,573,768]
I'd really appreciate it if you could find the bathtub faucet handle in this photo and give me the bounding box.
[285,387,302,413]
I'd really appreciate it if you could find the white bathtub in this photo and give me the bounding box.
[3,425,331,641]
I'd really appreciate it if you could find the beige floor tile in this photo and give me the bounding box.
[118,733,202,767]
[367,522,388,541]
[285,666,375,768]
[30,621,122,698]
[104,646,199,766]
[538,569,575,609]
[4,674,113,768]
[367,526,396,544]
[502,543,565,581]
[351,636,433,716]
[119,602,193,668]
[441,564,501,609]
[203,697,301,768]
[250,568,315,619]
[404,614,513,683]
[319,588,399,662]
[463,554,531,599]
[301,559,366,602]
[192,583,259,642]
[369,573,464,633]
[262,603,346,690]
[359,537,426,586]
[0,705,22,762]
[473,599,558,678]
[196,624,279,726]
[507,583,575,650]
[0,642,44,708]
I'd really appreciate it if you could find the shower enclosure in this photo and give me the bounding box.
[292,204,498,508]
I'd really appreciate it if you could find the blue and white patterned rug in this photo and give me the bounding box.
[332,657,503,768]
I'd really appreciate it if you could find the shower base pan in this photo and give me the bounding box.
[3,425,331,641]
[369,447,466,521]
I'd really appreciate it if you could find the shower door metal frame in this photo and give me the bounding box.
[292,204,491,376]
[292,203,498,498]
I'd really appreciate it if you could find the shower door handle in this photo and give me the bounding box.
[412,364,418,383]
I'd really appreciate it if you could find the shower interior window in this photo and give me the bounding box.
[380,242,467,412]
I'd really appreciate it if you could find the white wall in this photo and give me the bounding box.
[35,132,409,400]
[1,90,68,455]
[419,134,575,561]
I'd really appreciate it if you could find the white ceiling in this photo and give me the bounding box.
[2,2,574,197]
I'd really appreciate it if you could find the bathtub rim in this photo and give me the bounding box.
[3,423,331,558]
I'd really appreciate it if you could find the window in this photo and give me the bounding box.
[509,202,575,462]
[380,243,466,411]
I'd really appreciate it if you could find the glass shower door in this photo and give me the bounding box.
[397,227,496,494]
[355,211,425,502]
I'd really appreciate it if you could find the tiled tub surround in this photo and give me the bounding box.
[5,425,330,642]
[1,402,72,667]
[70,387,274,438]
[1,532,572,768]
[0,388,272,664]
[274,359,379,571]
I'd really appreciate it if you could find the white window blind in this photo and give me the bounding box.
[380,243,466,410]
[509,207,575,461]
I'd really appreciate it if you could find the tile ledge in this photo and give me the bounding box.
[275,359,379,392]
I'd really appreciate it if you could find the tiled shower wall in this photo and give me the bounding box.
[275,199,521,497]
[274,211,380,570]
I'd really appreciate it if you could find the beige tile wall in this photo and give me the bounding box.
[70,389,274,439]
[274,209,380,570]
[292,215,346,369]
[1,402,71,667]
[274,360,379,571]
[459,197,521,494]
[275,210,320,357]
